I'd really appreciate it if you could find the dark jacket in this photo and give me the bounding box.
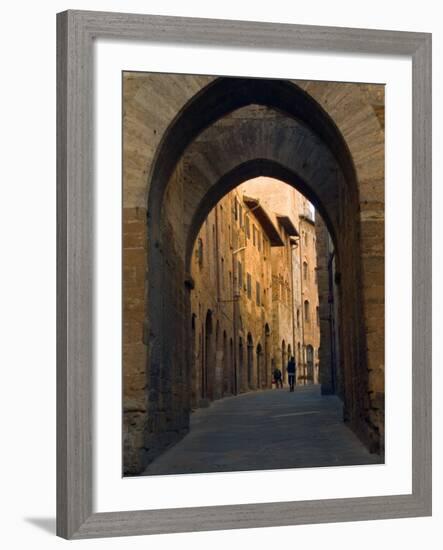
[273,368,282,380]
[287,359,296,375]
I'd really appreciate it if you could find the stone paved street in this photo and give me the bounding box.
[143,385,383,476]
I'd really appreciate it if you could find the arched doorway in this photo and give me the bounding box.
[135,76,382,471]
[297,342,302,385]
[281,339,286,385]
[264,324,271,388]
[214,321,222,399]
[247,333,254,390]
[222,330,229,396]
[238,337,244,394]
[256,343,263,389]
[306,345,314,384]
[191,313,197,406]
[203,310,213,400]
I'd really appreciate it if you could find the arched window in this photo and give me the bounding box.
[303,261,308,281]
[304,300,310,322]
[296,308,300,327]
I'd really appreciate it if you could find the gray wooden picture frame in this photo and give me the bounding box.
[56,9,432,540]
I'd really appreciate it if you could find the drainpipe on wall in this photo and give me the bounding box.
[289,237,298,378]
[298,220,306,384]
[327,248,337,394]
[214,205,221,304]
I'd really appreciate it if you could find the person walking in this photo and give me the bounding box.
[273,367,283,389]
[287,356,296,392]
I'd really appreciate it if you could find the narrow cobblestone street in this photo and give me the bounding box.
[143,385,382,476]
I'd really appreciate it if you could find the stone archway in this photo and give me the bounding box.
[123,76,384,473]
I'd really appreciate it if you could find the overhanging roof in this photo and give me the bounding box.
[299,213,316,226]
[243,196,284,247]
[276,214,299,236]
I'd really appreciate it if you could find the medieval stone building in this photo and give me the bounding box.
[189,178,320,408]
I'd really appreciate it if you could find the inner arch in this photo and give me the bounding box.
[185,158,340,273]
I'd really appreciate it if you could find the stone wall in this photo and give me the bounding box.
[122,206,147,473]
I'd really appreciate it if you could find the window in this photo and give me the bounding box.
[303,261,308,281]
[239,204,243,228]
[234,198,238,221]
[245,215,250,238]
[316,306,320,326]
[257,230,261,251]
[304,231,308,246]
[296,308,300,327]
[304,300,310,322]
[306,345,314,362]
[256,281,261,306]
[237,260,243,292]
[247,273,252,299]
[253,225,257,246]
[196,238,203,266]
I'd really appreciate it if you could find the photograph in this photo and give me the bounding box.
[0,0,436,545]
[122,73,385,477]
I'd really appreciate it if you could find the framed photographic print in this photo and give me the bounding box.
[57,10,432,539]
